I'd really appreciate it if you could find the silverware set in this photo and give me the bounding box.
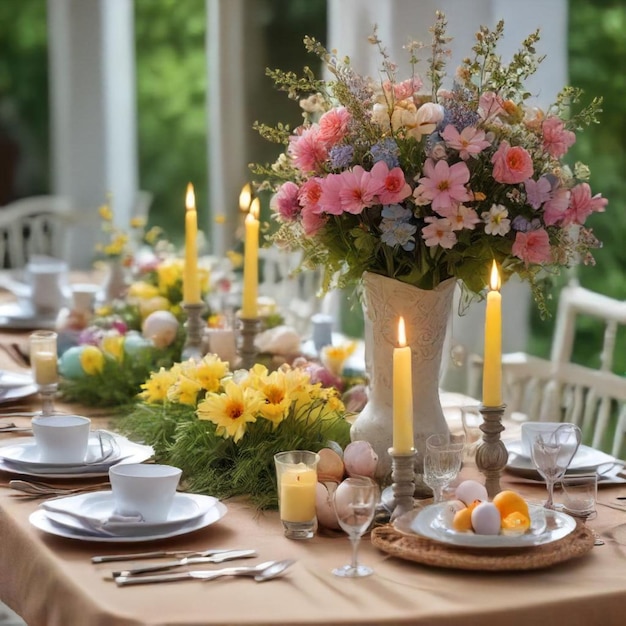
[8,479,111,499]
[89,547,295,585]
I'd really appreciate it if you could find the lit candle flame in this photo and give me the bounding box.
[185,182,195,211]
[398,316,407,347]
[250,197,260,219]
[489,260,501,291]
[239,183,252,212]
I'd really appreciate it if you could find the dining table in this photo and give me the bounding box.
[0,291,626,625]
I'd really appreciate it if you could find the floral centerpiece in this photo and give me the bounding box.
[120,358,350,508]
[253,13,606,312]
[252,14,607,482]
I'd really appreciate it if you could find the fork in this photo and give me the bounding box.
[8,479,110,498]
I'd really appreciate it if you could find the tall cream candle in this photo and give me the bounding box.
[482,260,502,406]
[241,198,260,319]
[393,316,414,453]
[183,183,201,304]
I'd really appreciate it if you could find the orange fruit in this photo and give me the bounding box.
[452,500,481,532]
[501,511,531,534]
[492,490,529,519]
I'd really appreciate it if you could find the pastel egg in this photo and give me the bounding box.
[442,499,467,527]
[58,346,86,379]
[471,502,501,535]
[124,332,153,357]
[142,310,179,349]
[455,479,488,506]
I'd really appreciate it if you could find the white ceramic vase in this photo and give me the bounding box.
[103,258,127,303]
[350,271,456,487]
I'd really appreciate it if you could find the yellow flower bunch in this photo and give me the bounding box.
[95,195,146,260]
[139,358,345,444]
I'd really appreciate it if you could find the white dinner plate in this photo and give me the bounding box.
[41,491,218,537]
[401,502,576,548]
[0,433,121,470]
[0,383,38,404]
[30,501,228,543]
[0,370,33,388]
[0,302,57,330]
[0,435,153,478]
[506,440,616,474]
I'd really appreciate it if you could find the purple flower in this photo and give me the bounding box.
[329,144,354,169]
[370,138,400,168]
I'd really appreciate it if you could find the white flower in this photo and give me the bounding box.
[481,204,511,236]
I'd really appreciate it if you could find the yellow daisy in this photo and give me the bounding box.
[197,380,263,442]
[101,334,125,363]
[195,354,229,392]
[320,341,358,376]
[79,346,105,376]
[168,375,203,406]
[256,369,292,426]
[139,367,179,403]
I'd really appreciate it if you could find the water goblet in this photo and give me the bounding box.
[29,330,59,416]
[530,423,581,509]
[559,474,598,520]
[423,433,465,503]
[332,476,379,578]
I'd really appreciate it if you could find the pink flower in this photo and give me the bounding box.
[318,107,351,147]
[392,77,423,101]
[478,92,506,120]
[449,205,481,231]
[421,217,457,249]
[512,229,552,265]
[301,206,327,235]
[271,182,300,221]
[288,125,328,174]
[441,125,491,160]
[542,116,576,159]
[337,166,383,214]
[370,161,412,205]
[415,159,472,214]
[524,177,552,209]
[543,187,571,226]
[491,141,534,184]
[298,178,323,214]
[318,174,344,215]
[563,182,607,226]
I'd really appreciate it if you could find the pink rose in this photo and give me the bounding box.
[491,141,534,184]
[512,229,552,265]
[318,107,351,147]
[271,182,300,221]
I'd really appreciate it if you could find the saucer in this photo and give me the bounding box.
[41,491,218,537]
[0,433,121,470]
[30,501,228,543]
[0,435,153,478]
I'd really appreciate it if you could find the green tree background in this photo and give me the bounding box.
[0,0,624,366]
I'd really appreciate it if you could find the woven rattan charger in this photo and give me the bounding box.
[371,518,595,571]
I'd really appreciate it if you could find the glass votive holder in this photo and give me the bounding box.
[274,450,320,540]
[560,474,598,520]
[29,330,59,416]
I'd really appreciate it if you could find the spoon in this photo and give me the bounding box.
[114,559,296,586]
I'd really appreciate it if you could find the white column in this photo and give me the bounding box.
[327,0,568,391]
[48,0,138,268]
[206,0,248,258]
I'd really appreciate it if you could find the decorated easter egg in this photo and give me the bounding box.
[124,332,153,357]
[58,346,86,379]
[142,310,179,349]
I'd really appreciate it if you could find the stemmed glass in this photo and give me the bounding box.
[423,433,465,503]
[332,476,379,578]
[530,423,581,509]
[29,330,59,416]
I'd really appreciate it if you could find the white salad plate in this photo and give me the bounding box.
[40,491,218,537]
[30,500,228,543]
[400,502,576,548]
[0,302,57,331]
[0,435,153,478]
[506,440,616,474]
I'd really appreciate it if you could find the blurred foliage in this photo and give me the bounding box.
[528,0,626,374]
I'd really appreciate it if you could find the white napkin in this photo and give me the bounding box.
[40,500,144,534]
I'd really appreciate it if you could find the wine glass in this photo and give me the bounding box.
[332,476,379,578]
[530,423,581,509]
[423,433,465,503]
[29,330,59,416]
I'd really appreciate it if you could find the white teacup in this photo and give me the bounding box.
[520,421,572,457]
[32,415,91,464]
[26,257,69,314]
[109,464,182,523]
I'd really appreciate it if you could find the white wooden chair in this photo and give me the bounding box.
[469,282,626,457]
[0,196,78,268]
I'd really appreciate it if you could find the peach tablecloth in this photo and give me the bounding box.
[1,300,626,625]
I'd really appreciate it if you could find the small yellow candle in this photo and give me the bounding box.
[183,183,201,304]
[279,464,317,522]
[483,260,502,406]
[241,198,259,319]
[33,351,58,386]
[393,316,414,453]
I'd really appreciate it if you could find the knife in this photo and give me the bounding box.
[112,549,257,577]
[92,548,233,564]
